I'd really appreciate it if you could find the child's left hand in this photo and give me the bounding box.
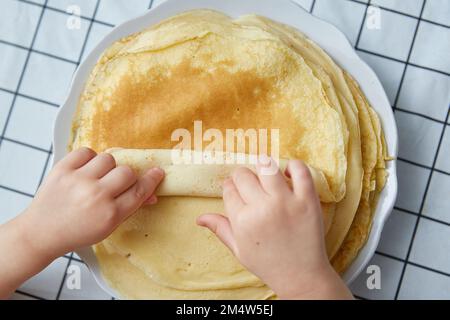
[0,148,164,298]
[23,147,164,258]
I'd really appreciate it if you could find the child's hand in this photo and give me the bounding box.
[197,158,353,300]
[22,147,165,259]
[0,147,164,298]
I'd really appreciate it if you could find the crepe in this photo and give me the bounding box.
[102,148,336,292]
[71,10,347,200]
[70,9,388,299]
[95,243,274,300]
[107,148,337,203]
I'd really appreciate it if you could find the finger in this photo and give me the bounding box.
[197,214,237,254]
[285,160,315,197]
[143,194,158,205]
[99,165,138,197]
[56,147,97,170]
[115,168,164,217]
[231,167,266,203]
[78,153,116,178]
[255,155,290,195]
[222,178,245,219]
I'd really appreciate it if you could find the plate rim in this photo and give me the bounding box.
[53,0,398,298]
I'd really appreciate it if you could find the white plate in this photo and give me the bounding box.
[53,0,398,298]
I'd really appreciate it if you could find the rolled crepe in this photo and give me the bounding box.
[106,148,337,203]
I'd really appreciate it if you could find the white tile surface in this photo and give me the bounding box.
[411,21,450,74]
[81,21,114,61]
[410,218,450,274]
[313,0,366,46]
[292,0,314,11]
[357,50,404,105]
[0,188,32,225]
[358,8,418,61]
[19,257,68,300]
[0,91,14,133]
[423,172,450,224]
[397,66,450,121]
[395,160,430,212]
[371,0,424,17]
[0,0,449,301]
[395,110,444,166]
[34,9,90,61]
[350,254,404,300]
[5,97,57,150]
[435,128,450,173]
[0,0,42,47]
[0,43,28,91]
[20,52,76,105]
[398,264,450,299]
[423,0,450,27]
[0,140,48,194]
[377,209,417,259]
[59,260,112,300]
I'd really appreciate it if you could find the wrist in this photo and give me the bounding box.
[276,264,353,300]
[17,208,63,263]
[0,213,58,297]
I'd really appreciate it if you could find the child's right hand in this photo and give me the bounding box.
[197,158,353,299]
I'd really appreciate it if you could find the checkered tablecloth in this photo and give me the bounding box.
[0,0,448,300]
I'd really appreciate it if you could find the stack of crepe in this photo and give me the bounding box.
[70,10,388,299]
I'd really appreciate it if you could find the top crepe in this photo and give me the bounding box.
[70,10,388,299]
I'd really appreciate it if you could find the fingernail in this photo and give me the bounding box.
[145,194,158,205]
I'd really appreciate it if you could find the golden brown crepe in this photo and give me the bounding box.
[70,9,388,299]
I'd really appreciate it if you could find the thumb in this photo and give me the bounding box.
[197,214,237,254]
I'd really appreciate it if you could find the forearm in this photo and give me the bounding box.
[276,266,354,300]
[0,214,55,299]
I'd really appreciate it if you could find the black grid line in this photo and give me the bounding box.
[0,87,60,108]
[0,0,48,152]
[0,184,34,198]
[394,106,450,299]
[55,252,73,300]
[394,205,450,229]
[309,0,316,13]
[353,0,371,49]
[14,289,46,300]
[0,39,78,65]
[391,1,427,112]
[376,251,450,280]
[51,0,102,301]
[394,107,449,126]
[355,47,449,77]
[37,146,52,188]
[397,157,449,176]
[374,251,450,279]
[63,254,84,264]
[0,136,51,154]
